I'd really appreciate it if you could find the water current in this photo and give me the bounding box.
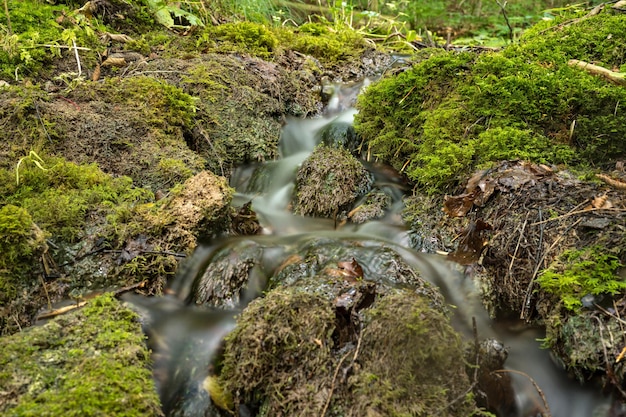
[126,82,613,417]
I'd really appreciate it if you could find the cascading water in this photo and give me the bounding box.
[126,81,614,417]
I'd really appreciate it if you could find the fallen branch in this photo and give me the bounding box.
[568,59,626,86]
[492,369,551,416]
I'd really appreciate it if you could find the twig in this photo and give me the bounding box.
[12,314,22,331]
[492,369,551,416]
[38,274,52,311]
[495,0,513,43]
[520,218,583,319]
[531,206,626,226]
[36,300,89,320]
[508,212,529,275]
[591,315,626,398]
[34,101,53,144]
[3,0,11,35]
[320,330,365,417]
[72,40,82,77]
[569,59,626,86]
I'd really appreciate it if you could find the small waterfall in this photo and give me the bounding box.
[126,81,611,417]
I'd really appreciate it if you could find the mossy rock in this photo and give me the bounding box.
[0,293,162,416]
[220,285,478,417]
[293,145,372,218]
[0,204,47,305]
[354,8,626,193]
[346,292,476,416]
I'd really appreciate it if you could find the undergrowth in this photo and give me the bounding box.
[537,246,625,312]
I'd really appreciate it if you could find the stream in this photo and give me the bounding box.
[126,82,613,417]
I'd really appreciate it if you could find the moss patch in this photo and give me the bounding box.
[220,284,478,416]
[537,246,625,312]
[354,8,626,193]
[293,145,372,218]
[0,293,162,416]
[347,292,476,417]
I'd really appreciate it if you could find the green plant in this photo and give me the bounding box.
[537,246,625,312]
[15,150,47,185]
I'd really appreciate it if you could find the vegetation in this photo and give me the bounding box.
[220,281,479,416]
[0,293,162,416]
[355,7,626,193]
[293,145,372,217]
[537,246,625,312]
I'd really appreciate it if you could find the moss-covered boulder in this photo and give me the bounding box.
[293,145,372,218]
[0,293,162,416]
[220,284,478,417]
[354,7,626,193]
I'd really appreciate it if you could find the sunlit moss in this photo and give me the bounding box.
[537,246,625,312]
[0,293,162,416]
[355,8,626,193]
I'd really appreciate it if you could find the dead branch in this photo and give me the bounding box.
[568,59,626,86]
[492,369,551,416]
[36,300,89,320]
[597,173,626,190]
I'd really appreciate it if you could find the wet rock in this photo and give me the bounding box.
[293,145,372,218]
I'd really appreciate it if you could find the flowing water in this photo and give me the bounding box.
[126,82,614,417]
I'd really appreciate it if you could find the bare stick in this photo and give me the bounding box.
[38,274,52,311]
[495,0,513,43]
[508,213,529,274]
[72,40,82,77]
[569,59,626,86]
[493,369,551,416]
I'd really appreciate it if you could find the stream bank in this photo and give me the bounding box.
[1,1,626,416]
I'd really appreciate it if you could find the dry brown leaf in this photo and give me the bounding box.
[447,219,492,265]
[92,63,101,81]
[591,194,613,209]
[443,193,475,217]
[337,258,364,279]
[101,57,127,67]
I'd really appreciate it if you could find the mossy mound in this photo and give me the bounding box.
[135,53,320,175]
[41,77,204,191]
[0,293,162,416]
[405,160,626,392]
[194,21,367,69]
[347,292,476,417]
[0,154,232,334]
[293,145,372,218]
[220,285,478,417]
[354,7,626,193]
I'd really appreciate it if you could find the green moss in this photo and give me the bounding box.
[510,9,626,68]
[354,12,626,193]
[285,23,366,65]
[349,291,476,416]
[0,293,163,416]
[196,22,279,59]
[0,205,36,264]
[537,246,625,312]
[0,0,102,80]
[220,287,336,416]
[1,156,152,242]
[293,145,372,217]
[0,204,46,302]
[75,76,197,132]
